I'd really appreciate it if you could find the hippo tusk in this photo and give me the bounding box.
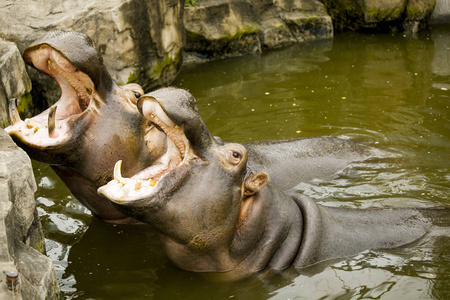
[114,160,124,182]
[48,105,57,138]
[114,160,132,186]
[8,98,21,125]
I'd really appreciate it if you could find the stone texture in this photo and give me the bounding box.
[0,0,184,103]
[0,129,60,299]
[404,0,437,35]
[184,0,262,60]
[321,0,436,33]
[431,0,450,23]
[0,40,32,128]
[184,0,333,62]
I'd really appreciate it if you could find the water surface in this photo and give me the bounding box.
[34,24,450,299]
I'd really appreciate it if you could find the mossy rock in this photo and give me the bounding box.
[127,50,183,90]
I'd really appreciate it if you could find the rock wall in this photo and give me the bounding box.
[0,129,60,299]
[183,0,444,62]
[184,0,333,62]
[0,0,184,104]
[431,0,450,23]
[0,40,32,128]
[320,0,437,34]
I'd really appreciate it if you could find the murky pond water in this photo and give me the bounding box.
[33,25,449,299]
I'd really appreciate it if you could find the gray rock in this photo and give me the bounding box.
[431,0,450,23]
[320,0,436,34]
[184,0,332,62]
[404,0,437,35]
[0,0,184,102]
[0,128,60,299]
[0,39,32,128]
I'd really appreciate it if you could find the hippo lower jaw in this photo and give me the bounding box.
[6,44,95,148]
[98,99,195,203]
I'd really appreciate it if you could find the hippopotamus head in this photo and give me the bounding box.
[6,31,150,164]
[98,88,274,273]
[5,31,168,222]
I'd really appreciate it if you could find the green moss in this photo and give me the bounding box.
[126,68,140,84]
[34,236,46,254]
[224,24,260,40]
[185,0,200,7]
[17,93,33,114]
[291,16,322,27]
[187,24,260,44]
[365,7,403,22]
[150,50,182,79]
[406,6,424,20]
[0,112,8,128]
[220,24,261,41]
[185,30,207,43]
[321,0,363,31]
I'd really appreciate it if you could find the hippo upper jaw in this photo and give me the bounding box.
[5,40,100,161]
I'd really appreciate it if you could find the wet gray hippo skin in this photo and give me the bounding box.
[244,137,370,191]
[126,88,378,192]
[5,31,168,223]
[98,93,429,280]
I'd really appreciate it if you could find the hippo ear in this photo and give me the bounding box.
[244,172,268,196]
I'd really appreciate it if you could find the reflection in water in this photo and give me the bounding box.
[33,25,450,299]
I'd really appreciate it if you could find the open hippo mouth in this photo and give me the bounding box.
[99,96,195,203]
[6,43,95,147]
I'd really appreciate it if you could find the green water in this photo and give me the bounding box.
[33,25,449,299]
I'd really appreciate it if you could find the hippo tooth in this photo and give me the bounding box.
[8,98,21,125]
[135,179,142,191]
[114,160,124,183]
[24,118,40,129]
[48,105,57,138]
[114,160,131,186]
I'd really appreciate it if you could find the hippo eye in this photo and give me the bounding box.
[229,150,242,165]
[134,92,141,99]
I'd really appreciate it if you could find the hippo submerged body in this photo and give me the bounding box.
[98,89,431,280]
[5,32,380,223]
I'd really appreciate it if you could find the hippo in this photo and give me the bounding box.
[5,31,169,223]
[98,92,430,280]
[116,88,383,192]
[5,32,377,223]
